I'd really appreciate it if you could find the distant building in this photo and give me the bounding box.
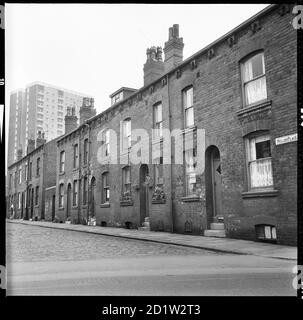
[7,82,93,166]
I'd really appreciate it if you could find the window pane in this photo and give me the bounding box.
[185,107,194,127]
[249,158,273,188]
[245,76,267,105]
[243,53,264,82]
[256,140,271,159]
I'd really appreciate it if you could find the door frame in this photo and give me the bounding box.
[139,164,149,224]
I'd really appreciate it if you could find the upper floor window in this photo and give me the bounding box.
[241,52,267,106]
[102,172,110,204]
[73,144,79,168]
[18,192,21,209]
[122,118,131,151]
[18,167,22,184]
[29,162,32,180]
[60,151,65,173]
[36,158,40,176]
[25,164,28,181]
[246,133,273,189]
[84,139,89,165]
[122,166,131,194]
[183,86,194,128]
[153,103,163,140]
[101,129,110,158]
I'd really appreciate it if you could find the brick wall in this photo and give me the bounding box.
[53,4,297,245]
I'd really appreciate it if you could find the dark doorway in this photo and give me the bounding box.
[205,146,223,226]
[52,195,56,221]
[139,164,149,224]
[90,177,96,218]
[21,192,24,219]
[30,188,34,219]
[66,183,72,219]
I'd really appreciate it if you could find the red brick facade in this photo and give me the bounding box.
[7,4,297,246]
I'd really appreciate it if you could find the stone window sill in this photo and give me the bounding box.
[237,99,272,118]
[72,205,78,209]
[242,189,278,198]
[59,171,65,176]
[152,199,166,204]
[181,195,201,202]
[120,200,133,207]
[82,205,88,208]
[58,207,64,211]
[100,203,110,208]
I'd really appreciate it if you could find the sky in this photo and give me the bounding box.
[4,3,269,170]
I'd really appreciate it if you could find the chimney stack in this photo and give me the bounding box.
[65,106,78,134]
[27,138,35,154]
[36,131,46,148]
[143,46,165,86]
[164,24,184,72]
[80,97,96,125]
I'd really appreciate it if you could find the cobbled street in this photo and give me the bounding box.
[6,222,296,296]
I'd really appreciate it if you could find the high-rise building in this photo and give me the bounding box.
[7,89,26,166]
[7,82,93,166]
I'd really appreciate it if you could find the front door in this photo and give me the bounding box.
[139,164,149,224]
[52,195,56,221]
[66,184,71,219]
[90,178,96,218]
[30,189,34,219]
[212,151,223,218]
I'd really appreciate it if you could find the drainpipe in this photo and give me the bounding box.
[83,121,91,224]
[166,74,174,233]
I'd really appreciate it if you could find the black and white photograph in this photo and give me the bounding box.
[0,1,302,312]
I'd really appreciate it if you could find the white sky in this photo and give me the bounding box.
[4,3,269,171]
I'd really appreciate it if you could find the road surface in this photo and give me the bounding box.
[6,222,296,296]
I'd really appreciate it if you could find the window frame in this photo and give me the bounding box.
[72,180,78,206]
[182,86,194,129]
[59,183,64,208]
[83,176,88,205]
[83,139,89,165]
[245,132,274,191]
[153,102,163,140]
[59,151,65,173]
[122,118,131,151]
[122,166,131,194]
[184,146,198,196]
[35,186,39,205]
[73,144,79,168]
[240,51,267,107]
[101,172,110,204]
[36,158,40,177]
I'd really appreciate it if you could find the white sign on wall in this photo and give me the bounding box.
[275,133,297,145]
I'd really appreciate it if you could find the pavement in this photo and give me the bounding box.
[7,219,297,261]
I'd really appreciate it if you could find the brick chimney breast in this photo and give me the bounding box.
[80,97,97,125]
[164,24,184,72]
[143,46,165,86]
[65,106,78,134]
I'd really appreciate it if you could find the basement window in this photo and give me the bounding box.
[255,224,277,243]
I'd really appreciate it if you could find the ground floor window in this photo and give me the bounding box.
[35,186,39,205]
[73,180,78,206]
[246,133,273,189]
[122,166,131,194]
[102,172,110,203]
[185,148,197,195]
[59,183,64,208]
[83,177,88,205]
